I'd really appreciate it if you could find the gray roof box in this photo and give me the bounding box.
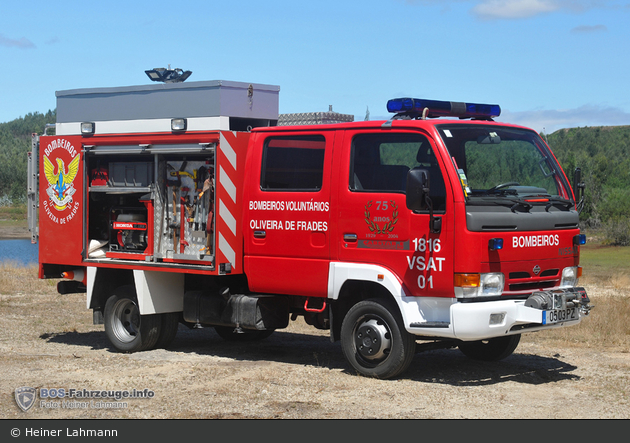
[55,80,280,135]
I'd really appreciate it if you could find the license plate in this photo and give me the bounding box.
[543,307,578,325]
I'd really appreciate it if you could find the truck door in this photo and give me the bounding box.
[38,135,85,269]
[244,131,333,297]
[334,129,454,297]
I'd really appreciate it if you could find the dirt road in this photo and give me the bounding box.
[1,283,628,420]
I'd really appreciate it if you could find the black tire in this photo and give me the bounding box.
[103,285,160,352]
[458,334,521,361]
[155,312,180,349]
[214,326,274,341]
[340,299,416,379]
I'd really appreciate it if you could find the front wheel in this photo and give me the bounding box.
[458,334,521,361]
[340,299,416,379]
[103,286,160,352]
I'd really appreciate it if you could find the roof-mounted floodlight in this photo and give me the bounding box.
[145,66,192,83]
[386,98,501,120]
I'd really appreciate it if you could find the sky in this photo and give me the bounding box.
[1,0,629,133]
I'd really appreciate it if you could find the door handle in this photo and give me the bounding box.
[343,234,357,242]
[254,230,266,239]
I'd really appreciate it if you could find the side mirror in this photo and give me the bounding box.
[406,168,430,211]
[573,167,585,213]
[406,168,442,234]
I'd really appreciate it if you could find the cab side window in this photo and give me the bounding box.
[349,133,447,211]
[261,135,326,191]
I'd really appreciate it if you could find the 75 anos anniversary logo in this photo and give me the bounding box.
[364,200,398,234]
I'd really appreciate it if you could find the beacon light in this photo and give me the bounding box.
[574,234,587,245]
[386,98,501,119]
[488,238,504,250]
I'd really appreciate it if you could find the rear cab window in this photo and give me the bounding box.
[261,135,326,191]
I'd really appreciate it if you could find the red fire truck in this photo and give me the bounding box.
[27,80,592,379]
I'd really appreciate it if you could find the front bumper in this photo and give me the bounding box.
[404,287,592,341]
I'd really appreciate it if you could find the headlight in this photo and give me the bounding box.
[454,273,504,298]
[560,266,582,288]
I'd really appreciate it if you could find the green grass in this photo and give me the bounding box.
[0,203,27,221]
[580,240,630,282]
[529,240,630,351]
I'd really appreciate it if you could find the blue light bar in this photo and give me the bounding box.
[386,98,501,119]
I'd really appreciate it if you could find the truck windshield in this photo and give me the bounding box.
[436,124,571,203]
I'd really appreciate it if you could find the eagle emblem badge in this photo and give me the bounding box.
[44,154,80,211]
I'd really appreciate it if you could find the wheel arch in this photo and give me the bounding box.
[87,267,184,316]
[328,262,407,342]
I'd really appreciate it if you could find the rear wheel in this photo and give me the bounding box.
[103,285,160,352]
[458,334,521,361]
[340,299,416,379]
[155,312,180,349]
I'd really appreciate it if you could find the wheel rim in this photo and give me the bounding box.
[353,317,392,364]
[110,298,140,344]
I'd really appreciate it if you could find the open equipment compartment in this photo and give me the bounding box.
[86,147,216,266]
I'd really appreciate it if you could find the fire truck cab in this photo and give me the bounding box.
[28,81,592,379]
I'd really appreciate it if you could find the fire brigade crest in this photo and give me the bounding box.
[44,154,80,211]
[364,200,398,234]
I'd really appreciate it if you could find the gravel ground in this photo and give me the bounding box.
[1,281,628,420]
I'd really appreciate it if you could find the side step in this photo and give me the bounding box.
[409,321,450,328]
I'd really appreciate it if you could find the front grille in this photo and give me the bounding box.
[509,269,559,279]
[509,280,558,292]
[506,268,560,293]
[509,272,530,279]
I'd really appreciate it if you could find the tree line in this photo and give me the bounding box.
[0,111,55,203]
[1,112,628,243]
[546,125,630,245]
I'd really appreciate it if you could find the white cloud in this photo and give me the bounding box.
[571,24,608,33]
[472,0,560,20]
[0,34,35,49]
[402,0,624,20]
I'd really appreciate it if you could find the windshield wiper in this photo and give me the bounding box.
[469,188,518,197]
[544,196,573,211]
[467,193,572,212]
[507,198,533,213]
[516,194,573,210]
[468,196,533,212]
